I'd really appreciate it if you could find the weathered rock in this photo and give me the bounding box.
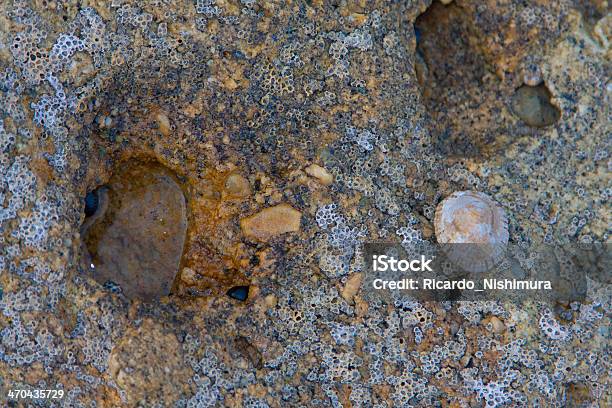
[0,0,609,405]
[108,319,193,405]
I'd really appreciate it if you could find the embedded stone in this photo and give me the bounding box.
[489,316,506,334]
[305,164,334,185]
[180,267,198,286]
[156,111,171,136]
[240,204,302,242]
[341,272,363,303]
[224,173,251,198]
[83,164,187,300]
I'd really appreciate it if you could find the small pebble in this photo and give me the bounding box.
[156,112,171,136]
[489,316,506,334]
[341,273,363,303]
[224,173,251,198]
[227,285,249,301]
[305,164,334,185]
[180,267,198,285]
[240,204,302,242]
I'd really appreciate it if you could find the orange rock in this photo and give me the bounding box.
[240,204,301,242]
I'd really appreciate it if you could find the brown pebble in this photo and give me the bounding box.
[83,164,187,300]
[224,173,251,198]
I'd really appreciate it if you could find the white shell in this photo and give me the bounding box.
[434,191,509,272]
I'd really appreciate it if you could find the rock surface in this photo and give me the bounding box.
[0,0,609,406]
[108,319,194,406]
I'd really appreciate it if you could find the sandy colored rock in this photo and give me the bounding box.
[224,173,251,198]
[489,316,506,334]
[305,164,334,185]
[180,267,197,285]
[264,294,277,308]
[341,272,363,303]
[156,111,172,136]
[240,204,302,242]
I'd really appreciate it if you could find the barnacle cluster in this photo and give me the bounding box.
[0,0,609,406]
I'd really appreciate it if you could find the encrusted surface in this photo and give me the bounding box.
[0,0,609,407]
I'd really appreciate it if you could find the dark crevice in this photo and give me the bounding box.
[227,285,250,301]
[84,189,100,218]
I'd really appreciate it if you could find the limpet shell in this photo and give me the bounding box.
[434,191,509,273]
